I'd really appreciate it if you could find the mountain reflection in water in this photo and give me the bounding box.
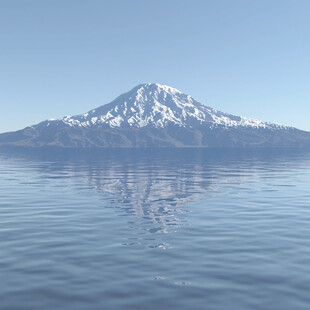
[1,147,310,310]
[2,147,309,237]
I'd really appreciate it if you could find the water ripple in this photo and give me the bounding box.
[0,148,310,309]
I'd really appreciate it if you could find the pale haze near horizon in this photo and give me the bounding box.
[0,0,310,133]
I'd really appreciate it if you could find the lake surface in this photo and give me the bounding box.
[1,148,310,310]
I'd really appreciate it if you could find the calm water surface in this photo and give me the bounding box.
[0,148,310,310]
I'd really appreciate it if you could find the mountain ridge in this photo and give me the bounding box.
[0,83,309,148]
[39,83,290,130]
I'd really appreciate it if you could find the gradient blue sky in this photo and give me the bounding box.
[1,0,310,133]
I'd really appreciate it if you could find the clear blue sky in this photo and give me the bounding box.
[1,0,310,133]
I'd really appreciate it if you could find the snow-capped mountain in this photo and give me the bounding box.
[42,83,286,130]
[0,83,309,148]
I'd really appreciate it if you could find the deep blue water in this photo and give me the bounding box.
[1,148,310,310]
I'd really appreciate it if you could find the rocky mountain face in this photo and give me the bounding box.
[1,83,310,148]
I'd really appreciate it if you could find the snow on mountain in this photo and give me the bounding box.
[39,83,287,130]
[2,83,310,149]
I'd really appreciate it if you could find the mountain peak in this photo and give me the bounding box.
[1,84,309,148]
[40,83,289,131]
[135,83,183,95]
